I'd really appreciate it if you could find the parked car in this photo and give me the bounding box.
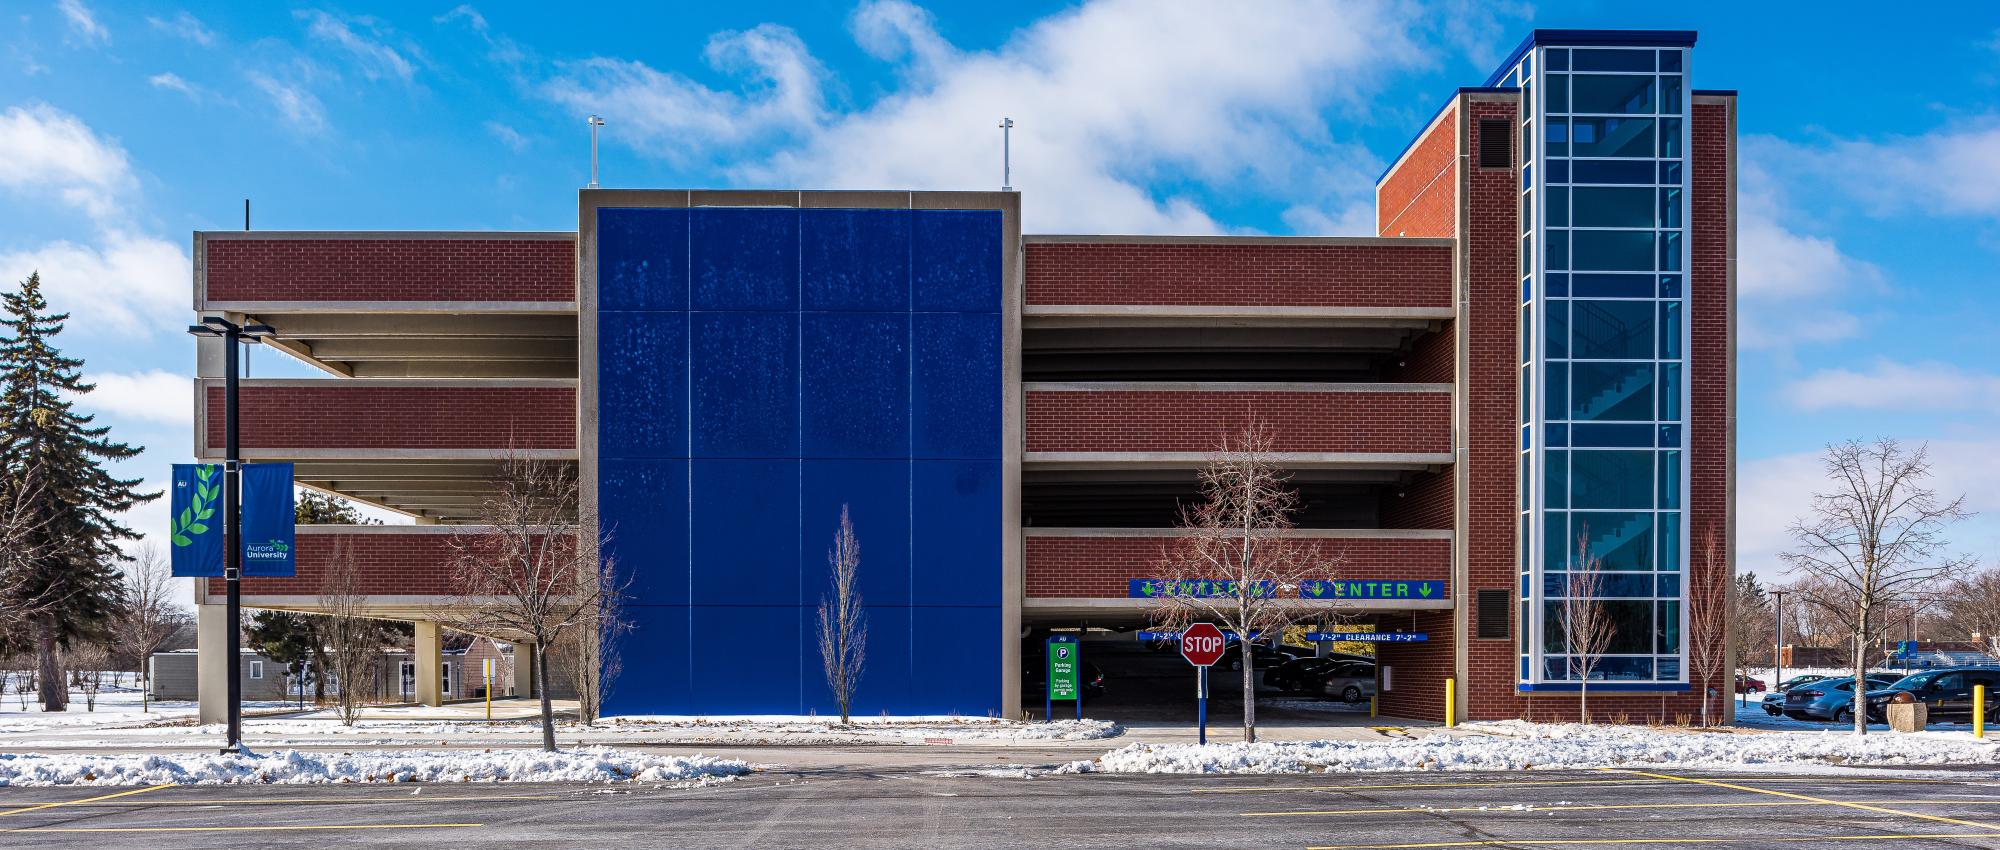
[1023,659,1106,704]
[1735,675,1766,694]
[1784,675,1904,723]
[1863,667,2000,724]
[1765,675,1897,717]
[1316,660,1378,704]
[1221,642,1301,673]
[1265,657,1345,692]
[1774,674,1829,693]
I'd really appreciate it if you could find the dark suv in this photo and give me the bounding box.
[1863,668,2000,724]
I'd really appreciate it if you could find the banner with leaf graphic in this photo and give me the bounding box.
[241,462,296,577]
[169,463,224,577]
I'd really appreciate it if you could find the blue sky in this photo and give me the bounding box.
[1,0,1997,577]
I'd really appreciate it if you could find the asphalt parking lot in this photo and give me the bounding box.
[8,765,2000,848]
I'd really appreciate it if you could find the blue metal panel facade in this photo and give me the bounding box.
[596,206,1005,716]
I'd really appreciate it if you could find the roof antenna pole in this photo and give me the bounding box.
[998,117,1015,191]
[587,115,606,189]
[243,198,250,231]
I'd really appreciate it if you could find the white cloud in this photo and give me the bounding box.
[1735,144,1884,351]
[146,10,215,46]
[247,71,329,135]
[70,369,192,426]
[1784,120,2000,218]
[148,72,208,101]
[485,120,528,151]
[1783,359,2000,415]
[0,232,190,336]
[298,9,418,83]
[57,0,107,45]
[1743,440,2000,577]
[543,0,1422,233]
[0,103,135,222]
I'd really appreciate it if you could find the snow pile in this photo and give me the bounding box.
[590,715,1122,744]
[0,746,750,787]
[1085,721,2000,775]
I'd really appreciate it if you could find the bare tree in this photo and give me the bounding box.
[1936,569,2000,644]
[1782,439,1974,734]
[113,544,181,712]
[1147,422,1343,743]
[0,463,60,645]
[816,505,866,725]
[63,642,110,711]
[1561,534,1615,724]
[320,537,385,726]
[434,454,626,751]
[560,567,629,725]
[1686,525,1728,726]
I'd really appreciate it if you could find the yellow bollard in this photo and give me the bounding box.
[1978,685,1986,739]
[1445,677,1457,728]
[1370,694,1378,718]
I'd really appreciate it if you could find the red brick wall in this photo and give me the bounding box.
[1024,389,1449,454]
[206,384,575,451]
[1023,242,1452,308]
[1378,109,1458,238]
[1383,322,1455,384]
[1375,610,1455,720]
[1024,535,1451,598]
[203,237,575,303]
[209,531,466,596]
[1460,98,1524,722]
[1687,98,1734,692]
[1380,469,1453,530]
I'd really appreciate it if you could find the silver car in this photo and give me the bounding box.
[1783,675,1900,722]
[1318,661,1378,704]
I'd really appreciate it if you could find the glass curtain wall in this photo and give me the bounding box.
[1512,43,1692,689]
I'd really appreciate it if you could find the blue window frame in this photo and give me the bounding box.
[1572,187,1655,228]
[1571,230,1655,272]
[1571,75,1655,114]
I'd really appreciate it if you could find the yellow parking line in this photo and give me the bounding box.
[1306,832,2000,849]
[1195,775,1970,795]
[1195,778,1679,794]
[0,784,173,818]
[4,822,482,834]
[4,793,563,807]
[1250,799,2000,817]
[1618,769,2000,831]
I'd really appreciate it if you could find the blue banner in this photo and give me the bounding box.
[168,463,224,577]
[1299,579,1444,601]
[1138,630,1264,642]
[1128,579,1276,599]
[240,463,296,577]
[1306,632,1430,643]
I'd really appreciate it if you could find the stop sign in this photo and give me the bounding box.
[1180,623,1227,667]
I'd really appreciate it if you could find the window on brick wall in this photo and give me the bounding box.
[1479,119,1513,169]
[1476,588,1512,639]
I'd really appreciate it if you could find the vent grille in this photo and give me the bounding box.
[1478,120,1512,169]
[1476,588,1511,640]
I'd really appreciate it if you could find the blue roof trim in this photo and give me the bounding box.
[1516,682,1692,693]
[1375,86,1521,187]
[1692,89,1738,97]
[1483,29,1700,87]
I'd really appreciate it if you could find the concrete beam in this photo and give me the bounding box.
[414,622,443,706]
[196,603,229,725]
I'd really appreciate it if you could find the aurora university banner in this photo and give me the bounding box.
[168,462,297,577]
[168,463,223,577]
[240,462,296,576]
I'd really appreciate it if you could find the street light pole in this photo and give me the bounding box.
[1770,589,1787,694]
[187,317,272,753]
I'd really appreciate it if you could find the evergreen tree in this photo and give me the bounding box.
[0,272,156,711]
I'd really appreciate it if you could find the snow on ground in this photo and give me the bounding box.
[1079,720,2000,775]
[0,688,299,733]
[0,746,750,787]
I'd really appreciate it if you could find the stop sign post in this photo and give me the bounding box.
[1180,623,1226,744]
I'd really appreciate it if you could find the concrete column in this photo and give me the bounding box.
[414,622,443,706]
[196,603,230,724]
